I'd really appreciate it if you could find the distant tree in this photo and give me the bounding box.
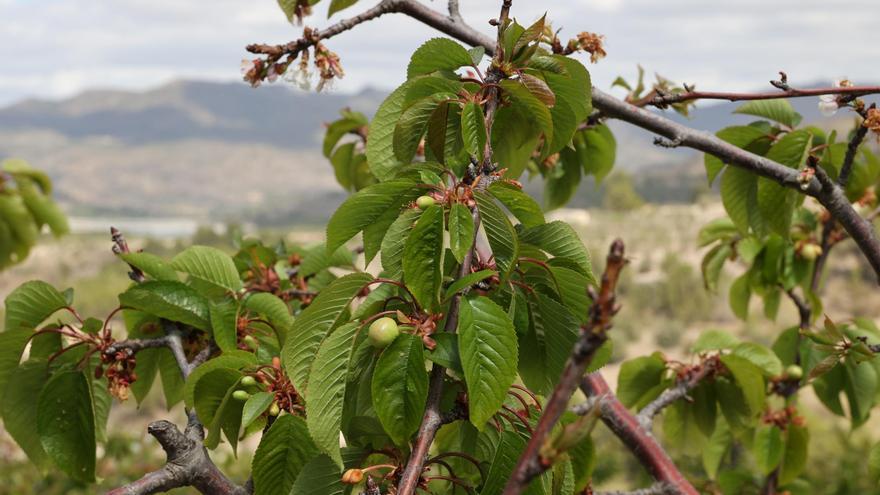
[602,171,645,211]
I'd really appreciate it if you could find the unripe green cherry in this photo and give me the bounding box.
[799,243,822,261]
[416,195,435,210]
[785,364,804,380]
[368,317,400,348]
[242,335,259,349]
[232,390,250,401]
[268,403,281,416]
[241,376,257,387]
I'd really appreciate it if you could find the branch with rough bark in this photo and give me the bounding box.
[106,327,241,494]
[502,239,627,495]
[581,374,699,495]
[594,483,676,495]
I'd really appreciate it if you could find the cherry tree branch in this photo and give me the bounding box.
[635,359,718,430]
[107,327,242,495]
[581,374,699,495]
[502,240,627,495]
[651,85,880,106]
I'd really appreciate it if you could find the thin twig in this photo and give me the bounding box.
[635,359,718,430]
[594,483,676,495]
[652,85,880,106]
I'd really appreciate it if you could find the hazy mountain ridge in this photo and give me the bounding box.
[0,80,868,222]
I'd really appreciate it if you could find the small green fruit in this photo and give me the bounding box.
[785,364,803,380]
[799,243,822,261]
[416,195,436,210]
[242,335,259,349]
[368,317,400,348]
[241,376,257,387]
[268,403,281,416]
[232,390,250,401]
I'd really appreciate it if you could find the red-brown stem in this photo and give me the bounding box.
[581,374,699,495]
[653,85,880,106]
[503,240,627,495]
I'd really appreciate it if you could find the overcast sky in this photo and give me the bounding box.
[0,0,876,106]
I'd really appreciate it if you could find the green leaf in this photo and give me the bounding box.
[701,243,731,292]
[448,203,475,264]
[327,0,358,18]
[118,252,178,281]
[307,322,360,466]
[426,333,462,373]
[210,301,239,352]
[702,419,731,479]
[843,359,877,426]
[489,181,545,228]
[193,367,240,439]
[371,333,428,445]
[443,269,496,301]
[4,280,67,330]
[393,93,455,163]
[474,191,519,281]
[519,221,592,281]
[366,82,411,180]
[402,204,444,310]
[170,245,242,292]
[37,370,95,482]
[2,360,50,469]
[184,351,256,408]
[0,328,31,396]
[720,166,759,234]
[778,423,809,485]
[381,208,420,275]
[542,56,592,155]
[692,329,740,353]
[758,131,812,236]
[617,354,667,409]
[326,179,417,253]
[276,0,302,22]
[729,272,751,321]
[298,243,355,277]
[500,80,553,148]
[242,391,274,429]
[732,342,783,377]
[580,125,616,184]
[244,292,294,336]
[406,38,474,79]
[461,102,487,160]
[282,272,373,391]
[118,281,210,330]
[734,100,802,128]
[529,293,581,394]
[252,415,320,495]
[753,424,784,474]
[290,454,344,495]
[544,146,582,210]
[481,430,527,495]
[719,354,765,418]
[459,297,518,429]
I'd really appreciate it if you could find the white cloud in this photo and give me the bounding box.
[0,0,877,105]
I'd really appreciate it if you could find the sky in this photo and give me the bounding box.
[0,0,877,106]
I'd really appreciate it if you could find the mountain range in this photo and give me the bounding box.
[0,80,864,223]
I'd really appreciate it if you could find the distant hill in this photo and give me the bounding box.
[0,80,869,222]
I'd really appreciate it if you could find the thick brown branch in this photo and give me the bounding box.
[107,329,240,495]
[581,374,699,495]
[652,85,880,106]
[105,421,247,495]
[838,104,874,188]
[502,240,626,495]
